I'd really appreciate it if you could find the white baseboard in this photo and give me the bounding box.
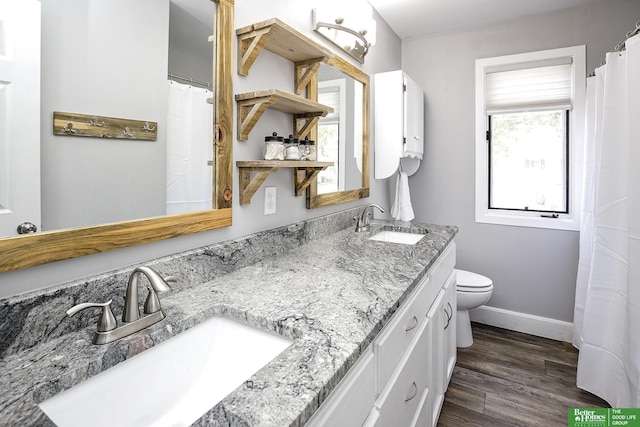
[469,305,573,342]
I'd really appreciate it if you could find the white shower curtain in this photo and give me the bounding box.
[573,34,640,407]
[166,80,213,215]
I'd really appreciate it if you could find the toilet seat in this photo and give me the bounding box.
[456,269,493,292]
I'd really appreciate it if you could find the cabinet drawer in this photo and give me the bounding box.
[410,386,432,427]
[429,242,456,290]
[374,319,431,427]
[306,347,376,427]
[374,275,432,392]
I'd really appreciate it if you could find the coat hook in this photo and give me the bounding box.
[122,127,135,138]
[89,116,105,127]
[142,122,155,131]
[62,122,78,134]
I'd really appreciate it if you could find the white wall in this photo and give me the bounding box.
[0,0,401,298]
[401,0,640,322]
[168,1,214,85]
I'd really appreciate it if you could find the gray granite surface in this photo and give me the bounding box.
[0,209,457,427]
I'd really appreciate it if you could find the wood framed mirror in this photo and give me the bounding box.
[304,55,370,208]
[0,0,234,273]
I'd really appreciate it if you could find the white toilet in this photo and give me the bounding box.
[455,269,493,348]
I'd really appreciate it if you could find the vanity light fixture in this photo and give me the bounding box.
[312,1,377,63]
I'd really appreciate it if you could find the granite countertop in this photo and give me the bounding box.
[0,220,457,427]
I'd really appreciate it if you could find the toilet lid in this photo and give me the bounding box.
[456,269,493,291]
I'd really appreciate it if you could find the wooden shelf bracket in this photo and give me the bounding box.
[237,27,275,77]
[236,18,332,77]
[295,57,329,95]
[239,165,280,205]
[294,167,324,196]
[237,160,332,205]
[237,95,277,141]
[236,89,332,141]
[294,114,322,141]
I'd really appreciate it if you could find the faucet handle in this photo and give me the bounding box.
[143,275,177,314]
[67,300,117,332]
[144,290,163,315]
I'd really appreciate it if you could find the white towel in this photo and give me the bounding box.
[391,171,415,221]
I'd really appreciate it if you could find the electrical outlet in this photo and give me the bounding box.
[264,187,276,215]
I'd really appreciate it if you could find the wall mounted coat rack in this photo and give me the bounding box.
[53,111,158,141]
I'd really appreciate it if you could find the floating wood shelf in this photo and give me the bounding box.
[237,160,332,205]
[235,89,333,141]
[236,18,332,77]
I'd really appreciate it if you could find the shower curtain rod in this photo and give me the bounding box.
[614,20,640,52]
[168,73,211,88]
[589,20,640,76]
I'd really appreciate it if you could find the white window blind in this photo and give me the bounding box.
[319,88,341,121]
[485,62,573,113]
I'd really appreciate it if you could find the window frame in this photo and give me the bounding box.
[318,78,347,193]
[475,46,586,231]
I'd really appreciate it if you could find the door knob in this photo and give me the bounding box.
[17,222,37,234]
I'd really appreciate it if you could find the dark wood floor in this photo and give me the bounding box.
[437,322,609,427]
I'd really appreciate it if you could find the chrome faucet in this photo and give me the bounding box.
[355,204,386,232]
[67,266,177,345]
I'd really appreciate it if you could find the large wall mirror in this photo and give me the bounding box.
[0,0,234,273]
[306,55,370,208]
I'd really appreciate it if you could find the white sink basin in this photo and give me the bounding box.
[369,230,425,245]
[39,316,293,427]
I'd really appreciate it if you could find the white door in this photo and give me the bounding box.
[0,0,41,236]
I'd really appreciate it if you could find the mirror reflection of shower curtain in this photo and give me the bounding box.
[166,81,213,214]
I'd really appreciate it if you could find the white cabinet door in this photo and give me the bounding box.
[403,74,424,159]
[428,270,457,427]
[443,271,457,386]
[0,0,41,236]
[374,70,404,179]
[427,290,446,427]
[374,70,424,179]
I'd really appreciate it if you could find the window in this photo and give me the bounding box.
[475,46,586,230]
[489,110,568,213]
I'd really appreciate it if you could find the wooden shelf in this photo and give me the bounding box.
[235,89,333,140]
[237,160,332,205]
[236,18,332,77]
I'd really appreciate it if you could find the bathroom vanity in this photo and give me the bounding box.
[307,240,456,426]
[0,208,457,426]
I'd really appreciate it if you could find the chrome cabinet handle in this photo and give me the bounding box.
[405,381,418,402]
[405,315,419,332]
[444,302,453,330]
[67,300,117,332]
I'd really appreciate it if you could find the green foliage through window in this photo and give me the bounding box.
[489,110,568,213]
